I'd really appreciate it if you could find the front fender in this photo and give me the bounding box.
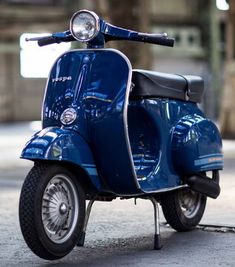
[21,127,101,190]
[171,115,223,175]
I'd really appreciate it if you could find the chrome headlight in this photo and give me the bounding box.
[70,10,99,42]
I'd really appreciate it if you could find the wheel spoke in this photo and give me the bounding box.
[42,198,58,206]
[46,192,59,203]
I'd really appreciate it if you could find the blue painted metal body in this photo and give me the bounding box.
[21,49,223,196]
[22,127,101,189]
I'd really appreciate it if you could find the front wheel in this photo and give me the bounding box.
[19,163,85,260]
[160,188,207,232]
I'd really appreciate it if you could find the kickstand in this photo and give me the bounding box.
[77,199,95,247]
[149,197,162,250]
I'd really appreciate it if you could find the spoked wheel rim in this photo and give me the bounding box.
[178,189,202,219]
[41,174,79,244]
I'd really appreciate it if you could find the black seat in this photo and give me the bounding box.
[131,70,204,103]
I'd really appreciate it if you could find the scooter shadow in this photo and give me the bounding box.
[40,228,220,267]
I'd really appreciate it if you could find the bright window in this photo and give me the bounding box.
[216,0,229,11]
[20,33,71,78]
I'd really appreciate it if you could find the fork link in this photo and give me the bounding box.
[149,197,162,250]
[77,199,95,246]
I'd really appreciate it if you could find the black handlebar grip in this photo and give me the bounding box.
[38,36,58,47]
[154,37,175,47]
[138,33,175,47]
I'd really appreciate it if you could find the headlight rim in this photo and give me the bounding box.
[70,9,100,42]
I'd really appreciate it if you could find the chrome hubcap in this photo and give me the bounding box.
[41,174,79,244]
[59,203,68,215]
[179,189,202,219]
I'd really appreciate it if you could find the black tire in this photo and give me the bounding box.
[19,163,86,260]
[160,188,207,232]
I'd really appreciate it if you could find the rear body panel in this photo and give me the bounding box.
[171,115,223,174]
[128,98,223,192]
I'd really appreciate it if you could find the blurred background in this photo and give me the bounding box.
[0,0,234,137]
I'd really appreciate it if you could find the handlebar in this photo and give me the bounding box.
[26,28,174,48]
[25,11,175,48]
[103,23,175,47]
[25,31,75,47]
[26,35,61,47]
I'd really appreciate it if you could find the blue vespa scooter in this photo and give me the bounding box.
[19,10,223,260]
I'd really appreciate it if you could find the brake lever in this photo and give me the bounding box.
[25,35,52,42]
[25,31,72,42]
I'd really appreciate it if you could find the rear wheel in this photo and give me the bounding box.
[19,163,85,260]
[160,188,207,232]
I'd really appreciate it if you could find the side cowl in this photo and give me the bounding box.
[171,115,223,175]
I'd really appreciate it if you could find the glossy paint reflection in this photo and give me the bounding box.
[22,48,223,196]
